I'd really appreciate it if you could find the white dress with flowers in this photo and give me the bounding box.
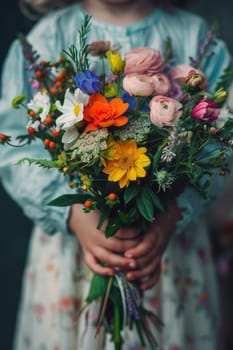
[0,4,232,350]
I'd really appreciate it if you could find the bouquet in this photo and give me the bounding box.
[1,15,233,350]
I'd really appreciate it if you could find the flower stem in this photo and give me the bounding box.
[113,304,122,350]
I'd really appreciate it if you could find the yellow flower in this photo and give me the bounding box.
[80,174,92,191]
[106,51,125,75]
[103,140,151,188]
[104,83,118,98]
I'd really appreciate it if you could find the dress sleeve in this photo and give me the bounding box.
[0,38,74,236]
[175,18,233,235]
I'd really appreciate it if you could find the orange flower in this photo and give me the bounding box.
[83,93,129,132]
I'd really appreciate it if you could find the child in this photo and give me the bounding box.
[0,0,232,349]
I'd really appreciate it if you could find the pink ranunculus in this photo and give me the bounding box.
[191,99,220,121]
[87,41,120,56]
[122,73,155,96]
[149,95,183,128]
[124,47,164,76]
[170,63,206,88]
[151,73,171,95]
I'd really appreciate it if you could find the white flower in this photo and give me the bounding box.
[61,127,80,151]
[55,88,89,130]
[216,106,233,129]
[154,169,176,192]
[27,91,51,121]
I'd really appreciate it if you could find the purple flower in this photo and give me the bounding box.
[75,70,101,94]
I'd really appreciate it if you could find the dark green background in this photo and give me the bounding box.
[0,1,232,349]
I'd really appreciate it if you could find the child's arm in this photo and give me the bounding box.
[69,203,142,276]
[124,201,182,291]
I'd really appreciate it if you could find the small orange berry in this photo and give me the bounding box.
[40,60,47,66]
[55,81,62,88]
[44,138,50,147]
[27,126,36,135]
[35,70,43,78]
[56,75,61,81]
[44,116,53,125]
[59,57,65,63]
[52,129,60,137]
[50,87,57,94]
[84,200,92,208]
[28,110,36,117]
[49,141,56,149]
[0,133,7,141]
[108,193,117,201]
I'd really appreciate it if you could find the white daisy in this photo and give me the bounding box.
[55,88,89,130]
[61,127,80,150]
[27,91,51,122]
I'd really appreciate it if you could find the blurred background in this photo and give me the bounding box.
[0,0,233,349]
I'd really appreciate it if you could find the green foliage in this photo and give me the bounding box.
[48,193,92,206]
[63,14,92,71]
[17,157,58,168]
[86,275,109,303]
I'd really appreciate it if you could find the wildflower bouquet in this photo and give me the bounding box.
[1,14,233,350]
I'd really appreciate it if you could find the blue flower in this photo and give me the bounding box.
[75,70,101,94]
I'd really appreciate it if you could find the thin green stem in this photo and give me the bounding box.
[113,304,122,350]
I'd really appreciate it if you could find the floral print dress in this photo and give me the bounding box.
[0,4,231,350]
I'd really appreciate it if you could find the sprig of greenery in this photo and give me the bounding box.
[17,158,58,168]
[63,14,92,71]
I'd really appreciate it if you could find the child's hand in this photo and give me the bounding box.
[69,204,142,276]
[124,201,182,291]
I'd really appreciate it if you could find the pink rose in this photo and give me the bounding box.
[170,64,205,88]
[124,47,164,76]
[191,99,220,121]
[151,73,171,95]
[122,73,155,96]
[149,95,183,128]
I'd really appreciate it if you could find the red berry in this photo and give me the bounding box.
[0,133,7,141]
[35,70,43,78]
[108,193,117,201]
[27,127,36,135]
[52,129,60,137]
[44,116,53,125]
[84,200,92,208]
[49,141,56,150]
[50,87,57,94]
[44,138,50,147]
[40,60,47,66]
[55,81,62,87]
[28,110,36,117]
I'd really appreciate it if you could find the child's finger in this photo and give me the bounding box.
[85,252,115,276]
[124,232,160,258]
[140,268,161,291]
[125,255,160,280]
[94,246,137,269]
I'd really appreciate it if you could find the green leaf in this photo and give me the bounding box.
[118,210,129,225]
[123,185,140,204]
[144,187,165,213]
[152,146,163,170]
[196,141,222,165]
[86,275,109,303]
[97,209,110,230]
[48,193,92,206]
[105,217,121,238]
[12,95,26,109]
[136,187,154,222]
